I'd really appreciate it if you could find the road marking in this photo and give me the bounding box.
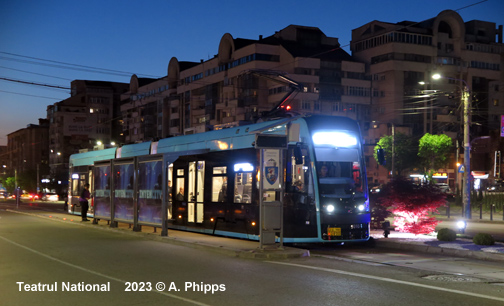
[266,261,504,303]
[0,234,211,306]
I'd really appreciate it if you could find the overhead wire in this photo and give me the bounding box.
[0,89,64,100]
[0,51,161,78]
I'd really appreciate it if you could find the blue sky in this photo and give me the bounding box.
[1,0,503,146]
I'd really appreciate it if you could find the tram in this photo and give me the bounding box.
[68,115,372,243]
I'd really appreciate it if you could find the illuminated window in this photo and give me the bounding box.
[212,166,227,202]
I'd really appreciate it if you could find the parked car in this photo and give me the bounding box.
[435,183,454,199]
[42,193,59,201]
[486,183,504,192]
[370,186,382,194]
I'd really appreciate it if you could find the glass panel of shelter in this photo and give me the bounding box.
[167,163,173,220]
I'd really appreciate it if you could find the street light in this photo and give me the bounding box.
[432,73,471,219]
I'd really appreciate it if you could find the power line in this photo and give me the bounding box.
[0,77,70,90]
[0,89,65,100]
[0,66,73,81]
[0,52,162,79]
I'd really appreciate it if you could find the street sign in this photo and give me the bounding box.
[458,165,465,173]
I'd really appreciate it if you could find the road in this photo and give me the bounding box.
[1,203,504,305]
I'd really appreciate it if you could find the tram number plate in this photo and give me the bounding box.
[327,227,341,236]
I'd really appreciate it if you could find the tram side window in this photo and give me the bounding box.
[212,166,227,202]
[234,172,252,203]
[176,169,185,201]
[352,161,363,192]
[71,175,86,196]
[287,146,312,194]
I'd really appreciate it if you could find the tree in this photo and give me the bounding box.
[418,133,453,177]
[374,177,447,235]
[4,177,16,194]
[374,133,418,176]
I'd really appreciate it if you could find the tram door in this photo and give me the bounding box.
[88,169,94,214]
[188,161,205,223]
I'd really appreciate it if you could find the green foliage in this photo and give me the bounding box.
[4,177,16,193]
[472,233,495,245]
[437,228,457,241]
[418,133,453,172]
[373,133,419,176]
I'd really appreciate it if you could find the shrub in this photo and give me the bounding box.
[472,233,495,245]
[437,228,457,241]
[375,177,446,235]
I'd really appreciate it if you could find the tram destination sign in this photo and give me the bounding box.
[255,134,288,149]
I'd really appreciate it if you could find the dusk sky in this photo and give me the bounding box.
[1,0,503,146]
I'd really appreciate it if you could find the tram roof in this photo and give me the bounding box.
[156,117,289,154]
[70,147,117,167]
[69,115,362,165]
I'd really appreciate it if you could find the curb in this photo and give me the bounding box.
[374,238,504,262]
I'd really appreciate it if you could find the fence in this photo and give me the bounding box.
[437,191,504,221]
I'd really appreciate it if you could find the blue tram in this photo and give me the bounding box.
[68,115,371,243]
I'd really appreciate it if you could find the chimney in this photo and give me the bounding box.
[498,25,503,43]
[259,35,263,40]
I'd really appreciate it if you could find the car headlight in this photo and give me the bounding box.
[456,220,467,230]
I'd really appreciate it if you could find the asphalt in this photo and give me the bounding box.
[4,205,504,261]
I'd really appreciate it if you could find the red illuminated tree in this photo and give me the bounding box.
[374,177,447,235]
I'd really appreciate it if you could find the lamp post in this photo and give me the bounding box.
[432,73,471,219]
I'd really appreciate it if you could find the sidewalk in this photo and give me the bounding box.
[5,206,504,262]
[371,229,504,262]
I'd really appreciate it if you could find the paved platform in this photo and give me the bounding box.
[5,207,504,261]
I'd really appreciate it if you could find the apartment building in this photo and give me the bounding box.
[351,10,504,186]
[5,119,49,191]
[47,80,128,185]
[120,75,170,143]
[120,25,371,142]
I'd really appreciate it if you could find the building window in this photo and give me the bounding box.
[301,101,311,110]
[494,99,499,106]
[313,102,320,111]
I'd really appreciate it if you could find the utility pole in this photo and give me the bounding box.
[462,86,471,219]
[432,73,471,220]
[391,123,395,179]
[455,140,459,194]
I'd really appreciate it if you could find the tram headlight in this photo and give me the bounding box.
[357,204,365,211]
[325,204,335,213]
